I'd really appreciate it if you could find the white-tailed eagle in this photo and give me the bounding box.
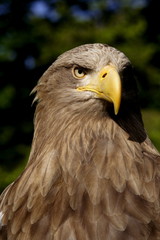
[0,43,160,240]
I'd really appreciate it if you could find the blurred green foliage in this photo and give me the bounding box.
[0,0,160,192]
[142,110,160,151]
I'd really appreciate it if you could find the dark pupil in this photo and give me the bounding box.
[78,69,83,74]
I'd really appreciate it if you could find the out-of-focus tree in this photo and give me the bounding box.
[0,0,159,192]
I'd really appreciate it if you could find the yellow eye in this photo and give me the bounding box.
[72,67,86,79]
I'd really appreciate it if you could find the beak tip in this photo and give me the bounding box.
[114,109,118,115]
[114,103,120,115]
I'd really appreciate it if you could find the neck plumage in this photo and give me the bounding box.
[25,98,149,198]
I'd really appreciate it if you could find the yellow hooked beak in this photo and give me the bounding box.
[77,65,121,115]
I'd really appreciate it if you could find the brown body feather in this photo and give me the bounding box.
[0,44,160,239]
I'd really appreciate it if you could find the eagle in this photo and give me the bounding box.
[0,43,160,240]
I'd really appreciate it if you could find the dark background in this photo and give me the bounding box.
[0,0,160,192]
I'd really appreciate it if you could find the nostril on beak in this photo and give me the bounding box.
[102,73,107,78]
